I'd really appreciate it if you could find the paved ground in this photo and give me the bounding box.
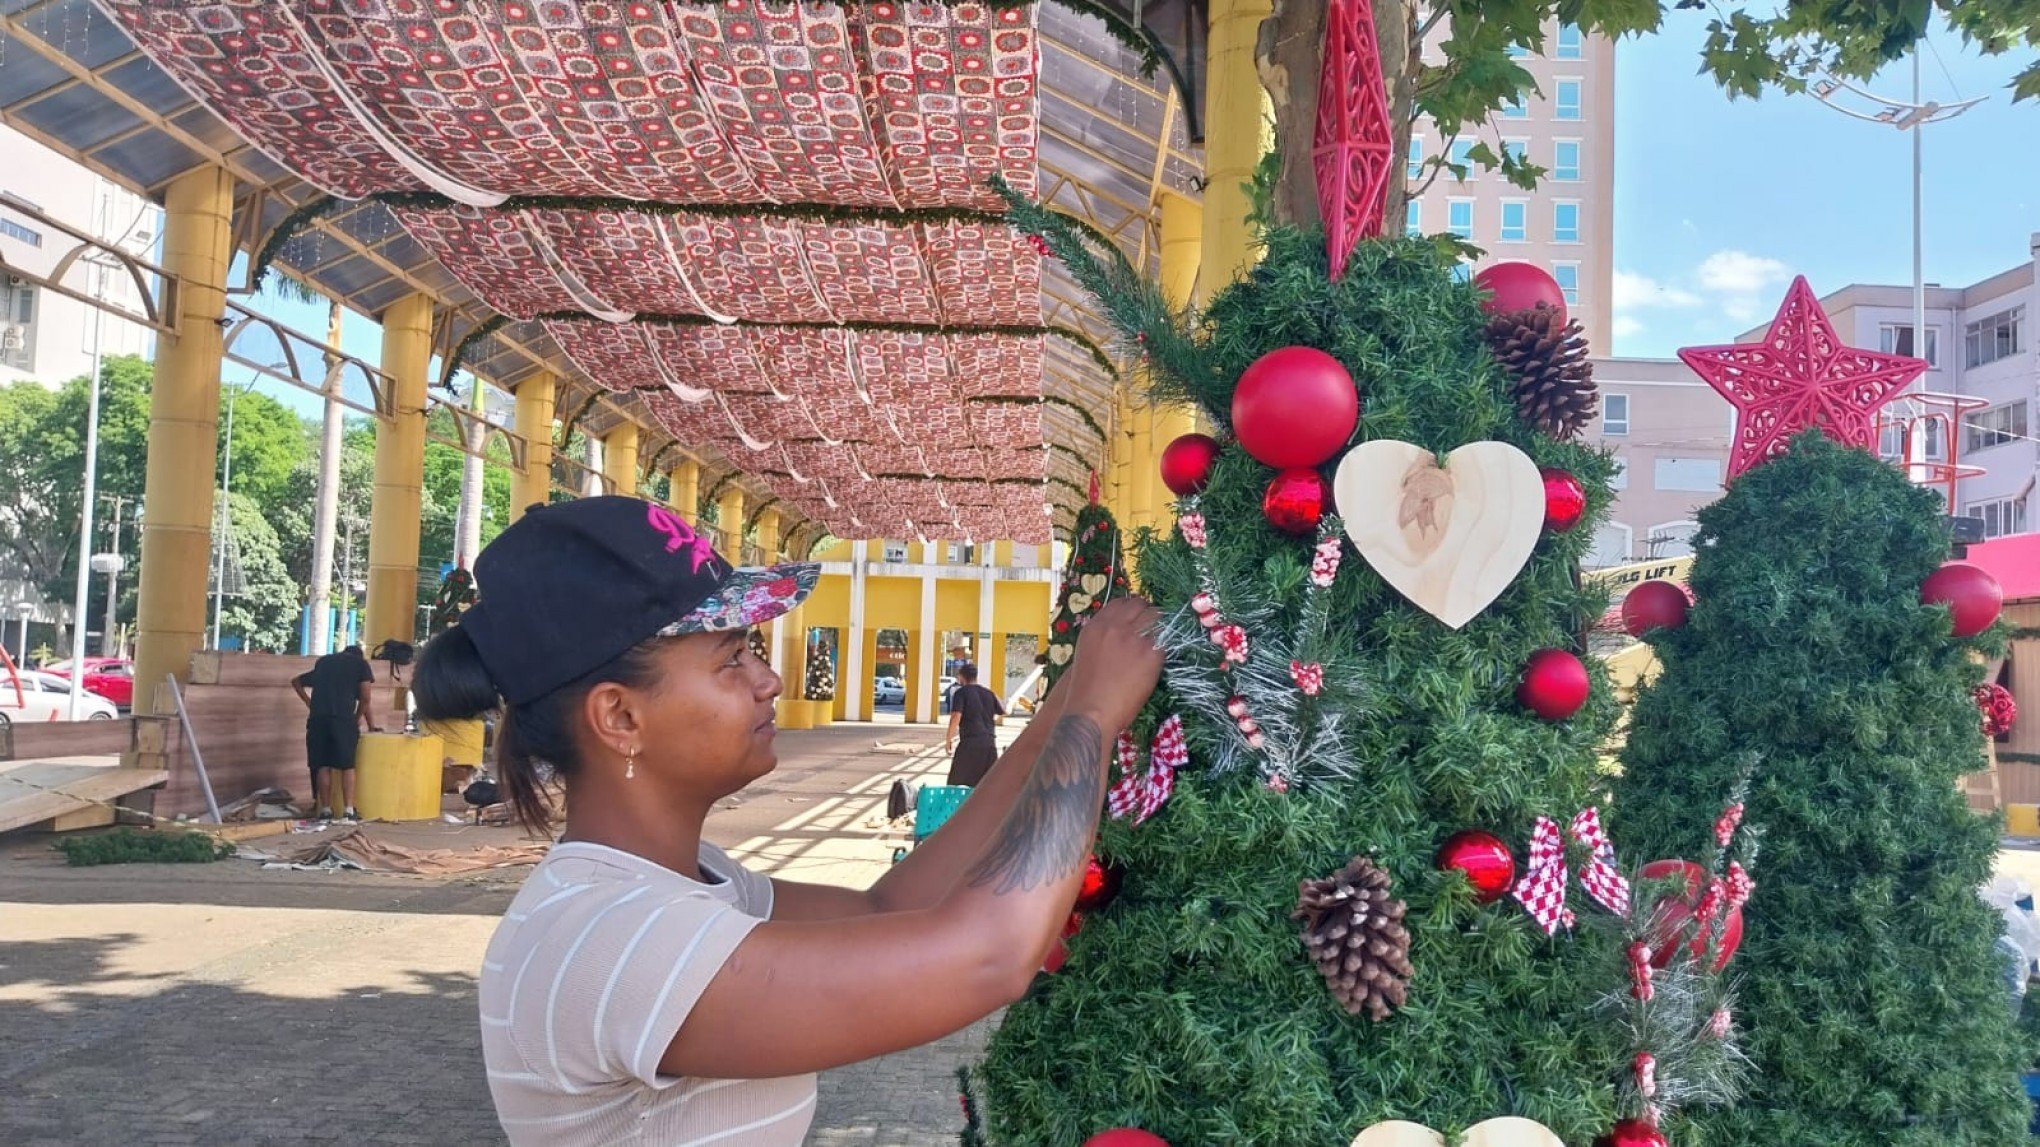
[0,719,999,1146]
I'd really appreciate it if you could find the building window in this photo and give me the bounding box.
[1654,457,1723,493]
[1449,138,1476,180]
[0,217,41,247]
[1,284,35,371]
[1608,456,1628,490]
[1553,140,1581,181]
[1503,138,1528,166]
[1556,23,1585,59]
[1555,79,1583,120]
[1602,393,1629,436]
[1647,521,1701,559]
[1965,306,2024,368]
[1506,41,1531,59]
[882,541,910,563]
[1406,200,1422,237]
[1966,497,2029,539]
[1451,263,1473,284]
[1554,262,1580,305]
[1499,201,1527,242]
[1447,199,1474,239]
[1407,136,1425,180]
[1966,401,2030,452]
[1553,201,1581,243]
[1501,94,1528,119]
[1878,323,1939,367]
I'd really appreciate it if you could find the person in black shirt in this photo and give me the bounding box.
[292,645,380,821]
[943,664,1005,787]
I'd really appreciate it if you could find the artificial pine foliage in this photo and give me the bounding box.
[1043,501,1134,690]
[1612,432,2030,1146]
[804,639,836,702]
[977,225,1637,1144]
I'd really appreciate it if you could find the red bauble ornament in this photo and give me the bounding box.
[1541,467,1587,533]
[1263,468,1330,535]
[1231,347,1360,469]
[1517,649,1590,720]
[1436,829,1517,903]
[1160,433,1222,497]
[1473,262,1568,325]
[1640,858,1744,972]
[1921,561,2003,638]
[1622,580,1691,638]
[1082,1131,1170,1147]
[1074,854,1122,913]
[1594,1119,1669,1147]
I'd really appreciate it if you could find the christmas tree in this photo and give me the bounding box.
[1612,430,2030,1146]
[805,635,836,702]
[1043,498,1134,692]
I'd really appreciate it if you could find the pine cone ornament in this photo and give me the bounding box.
[1293,856,1414,1021]
[1485,305,1598,440]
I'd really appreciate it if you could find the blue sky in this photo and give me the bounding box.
[1610,21,2039,359]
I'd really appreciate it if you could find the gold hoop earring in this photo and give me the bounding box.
[625,746,637,781]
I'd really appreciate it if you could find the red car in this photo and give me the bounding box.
[44,657,135,709]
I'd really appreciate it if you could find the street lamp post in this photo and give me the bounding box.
[12,601,33,665]
[210,381,255,651]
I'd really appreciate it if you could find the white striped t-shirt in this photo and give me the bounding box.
[480,840,816,1146]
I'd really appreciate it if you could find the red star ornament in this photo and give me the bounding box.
[1678,276,1926,479]
[1314,0,1394,281]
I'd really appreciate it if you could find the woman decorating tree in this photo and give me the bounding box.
[412,497,1161,1146]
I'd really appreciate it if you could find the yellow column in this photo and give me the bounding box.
[669,458,700,523]
[1205,0,1275,289]
[1106,391,1137,525]
[1150,190,1207,527]
[1125,405,1156,537]
[511,372,556,523]
[601,422,640,498]
[133,167,234,717]
[365,293,434,651]
[716,487,746,559]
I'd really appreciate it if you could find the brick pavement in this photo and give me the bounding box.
[0,721,1001,1146]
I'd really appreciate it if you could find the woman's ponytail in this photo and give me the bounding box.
[411,626,500,722]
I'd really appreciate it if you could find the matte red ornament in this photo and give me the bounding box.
[1263,468,1330,535]
[1313,0,1394,281]
[1473,262,1568,324]
[1680,276,1926,478]
[1082,1131,1170,1147]
[1540,467,1587,533]
[1921,561,2003,638]
[1517,649,1590,721]
[1160,433,1223,497]
[1436,829,1517,903]
[1074,854,1123,913]
[1640,858,1743,972]
[1594,1119,1669,1147]
[1231,347,1360,469]
[1622,580,1691,638]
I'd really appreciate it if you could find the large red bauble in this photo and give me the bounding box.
[1074,854,1122,913]
[1231,347,1360,469]
[1082,1132,1170,1147]
[1436,829,1517,903]
[1517,649,1589,720]
[1921,561,2003,638]
[1160,433,1223,497]
[1473,262,1568,324]
[1263,468,1330,535]
[1541,467,1587,533]
[1594,1118,1669,1147]
[1621,580,1691,638]
[1640,858,1743,972]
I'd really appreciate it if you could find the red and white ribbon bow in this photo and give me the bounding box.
[1512,808,1632,934]
[1109,715,1186,825]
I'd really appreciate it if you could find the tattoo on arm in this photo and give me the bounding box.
[964,714,1105,895]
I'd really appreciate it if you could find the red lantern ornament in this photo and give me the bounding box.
[1473,262,1568,325]
[1540,467,1587,533]
[1075,854,1123,913]
[1231,347,1360,469]
[1082,1131,1170,1147]
[1622,580,1691,638]
[1594,1119,1669,1147]
[1160,432,1223,497]
[1263,468,1330,535]
[1436,829,1517,903]
[1977,683,2018,738]
[1517,649,1590,721]
[1640,858,1744,972]
[1921,561,2004,638]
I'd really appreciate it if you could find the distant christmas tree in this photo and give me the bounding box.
[804,637,836,701]
[1043,498,1132,691]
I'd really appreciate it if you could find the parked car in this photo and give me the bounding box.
[44,657,135,709]
[873,676,906,704]
[0,670,120,722]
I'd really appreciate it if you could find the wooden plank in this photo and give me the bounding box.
[0,762,168,834]
[4,718,135,761]
[189,651,320,688]
[50,805,117,831]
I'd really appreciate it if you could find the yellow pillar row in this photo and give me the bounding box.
[133,166,235,717]
[1205,0,1275,291]
[601,422,640,499]
[365,292,434,651]
[510,372,556,523]
[669,458,700,523]
[1148,190,1207,529]
[717,487,746,559]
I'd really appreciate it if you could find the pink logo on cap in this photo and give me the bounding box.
[646,505,717,573]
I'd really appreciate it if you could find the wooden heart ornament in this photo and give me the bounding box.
[1350,1116,1563,1147]
[1333,440,1544,629]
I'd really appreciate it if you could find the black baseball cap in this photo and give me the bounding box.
[457,496,819,706]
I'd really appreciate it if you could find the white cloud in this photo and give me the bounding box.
[1611,315,1646,340]
[1614,270,1702,310]
[1695,250,1791,295]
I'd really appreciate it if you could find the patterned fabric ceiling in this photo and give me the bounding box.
[99,0,1100,544]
